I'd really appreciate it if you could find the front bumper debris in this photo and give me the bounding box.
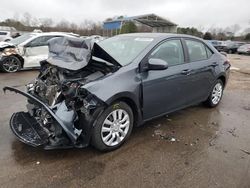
[3,86,78,143]
[10,112,49,147]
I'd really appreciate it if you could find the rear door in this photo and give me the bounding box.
[182,38,216,104]
[23,36,57,68]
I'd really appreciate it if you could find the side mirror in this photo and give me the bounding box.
[148,58,168,71]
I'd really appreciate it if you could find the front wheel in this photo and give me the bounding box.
[0,56,21,73]
[91,101,134,151]
[204,80,224,107]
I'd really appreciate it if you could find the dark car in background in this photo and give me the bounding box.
[4,33,230,151]
[206,40,227,52]
[225,41,246,54]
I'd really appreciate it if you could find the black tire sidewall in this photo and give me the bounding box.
[91,101,134,151]
[1,56,21,73]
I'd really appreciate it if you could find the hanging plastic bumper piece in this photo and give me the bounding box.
[10,112,49,147]
[3,86,79,147]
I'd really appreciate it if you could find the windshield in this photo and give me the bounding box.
[9,33,35,45]
[98,36,154,66]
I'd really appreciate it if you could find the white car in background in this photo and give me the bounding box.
[0,31,13,42]
[0,32,77,73]
[237,44,250,55]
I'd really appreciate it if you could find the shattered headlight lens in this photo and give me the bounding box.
[2,48,18,56]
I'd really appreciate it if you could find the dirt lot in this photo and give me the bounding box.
[0,54,249,188]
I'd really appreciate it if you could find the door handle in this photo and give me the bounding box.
[211,62,219,67]
[181,69,191,75]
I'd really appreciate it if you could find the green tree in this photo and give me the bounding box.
[217,32,226,40]
[120,21,137,34]
[177,27,203,38]
[203,32,213,40]
[245,33,250,41]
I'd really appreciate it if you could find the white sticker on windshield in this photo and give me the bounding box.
[134,38,154,42]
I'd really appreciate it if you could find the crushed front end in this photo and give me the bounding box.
[4,76,105,149]
[3,37,119,149]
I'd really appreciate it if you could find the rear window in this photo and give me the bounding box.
[185,40,208,62]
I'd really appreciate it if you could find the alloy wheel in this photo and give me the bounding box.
[101,109,130,146]
[2,58,20,73]
[211,83,223,105]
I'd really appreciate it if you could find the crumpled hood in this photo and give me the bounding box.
[46,37,121,70]
[0,41,15,51]
[92,43,121,67]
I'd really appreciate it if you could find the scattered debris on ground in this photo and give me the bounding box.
[153,129,179,142]
[243,106,250,111]
[228,127,238,137]
[154,124,161,128]
[211,121,219,126]
[240,149,250,155]
[36,161,40,165]
[209,134,218,146]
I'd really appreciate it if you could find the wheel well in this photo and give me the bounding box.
[13,55,24,68]
[113,97,139,126]
[218,75,226,86]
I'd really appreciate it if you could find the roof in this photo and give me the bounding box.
[117,32,197,38]
[103,14,177,30]
[26,32,79,38]
[111,32,206,42]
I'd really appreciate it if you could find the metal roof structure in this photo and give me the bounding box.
[103,14,177,30]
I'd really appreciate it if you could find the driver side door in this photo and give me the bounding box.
[23,36,55,68]
[141,39,192,120]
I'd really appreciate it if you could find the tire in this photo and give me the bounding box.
[204,80,224,107]
[91,101,134,151]
[0,56,21,73]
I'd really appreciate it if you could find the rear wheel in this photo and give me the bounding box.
[0,56,21,73]
[91,101,133,151]
[204,80,224,107]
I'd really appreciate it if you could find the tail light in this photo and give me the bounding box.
[223,60,230,66]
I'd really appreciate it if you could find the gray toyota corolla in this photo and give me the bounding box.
[4,33,230,151]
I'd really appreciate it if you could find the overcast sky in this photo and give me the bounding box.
[0,0,249,32]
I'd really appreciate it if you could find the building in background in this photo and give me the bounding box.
[103,14,177,37]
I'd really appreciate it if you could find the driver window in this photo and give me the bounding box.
[28,36,55,47]
[150,39,184,66]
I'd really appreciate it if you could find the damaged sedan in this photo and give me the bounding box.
[0,32,78,73]
[4,33,230,151]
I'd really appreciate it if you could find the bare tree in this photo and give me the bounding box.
[22,12,32,26]
[39,18,53,28]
